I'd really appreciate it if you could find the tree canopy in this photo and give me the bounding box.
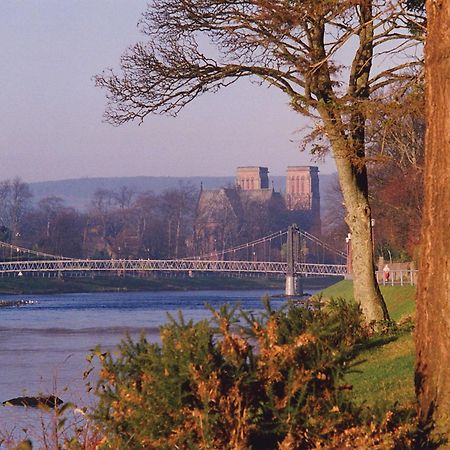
[97,1,422,125]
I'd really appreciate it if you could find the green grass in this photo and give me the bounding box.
[320,279,355,301]
[320,280,416,411]
[347,334,416,411]
[380,285,416,322]
[321,280,415,322]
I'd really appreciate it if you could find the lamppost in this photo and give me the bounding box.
[371,218,376,258]
[345,233,352,277]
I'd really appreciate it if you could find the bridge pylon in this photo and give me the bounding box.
[285,224,303,296]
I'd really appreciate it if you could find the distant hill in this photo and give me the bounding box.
[30,176,232,210]
[29,174,337,212]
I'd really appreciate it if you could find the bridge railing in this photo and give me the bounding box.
[375,269,418,286]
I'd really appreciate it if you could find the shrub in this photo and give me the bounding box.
[89,298,413,449]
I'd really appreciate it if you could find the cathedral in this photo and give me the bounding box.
[194,166,321,258]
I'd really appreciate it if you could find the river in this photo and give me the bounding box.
[1,288,315,442]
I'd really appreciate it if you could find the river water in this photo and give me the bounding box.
[1,288,303,442]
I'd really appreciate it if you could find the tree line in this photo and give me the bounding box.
[0,180,306,261]
[0,182,308,262]
[0,181,198,260]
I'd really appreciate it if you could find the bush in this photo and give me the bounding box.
[89,298,414,449]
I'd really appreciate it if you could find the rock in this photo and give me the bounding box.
[2,395,63,408]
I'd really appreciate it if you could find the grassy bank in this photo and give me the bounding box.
[320,280,416,321]
[320,280,416,411]
[0,274,340,295]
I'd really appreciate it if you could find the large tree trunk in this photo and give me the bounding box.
[319,102,389,323]
[334,154,390,323]
[415,0,450,443]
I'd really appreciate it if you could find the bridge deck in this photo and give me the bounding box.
[0,259,347,277]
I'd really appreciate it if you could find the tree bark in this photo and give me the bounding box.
[334,153,389,323]
[416,0,450,443]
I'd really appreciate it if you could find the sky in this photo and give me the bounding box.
[0,1,336,183]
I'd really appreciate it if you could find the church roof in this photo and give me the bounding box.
[196,187,284,226]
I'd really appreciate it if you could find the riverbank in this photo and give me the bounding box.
[0,274,342,295]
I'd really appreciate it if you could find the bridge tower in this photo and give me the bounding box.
[285,224,303,296]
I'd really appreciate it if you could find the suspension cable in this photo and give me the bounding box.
[297,229,346,260]
[189,229,288,260]
[0,241,74,261]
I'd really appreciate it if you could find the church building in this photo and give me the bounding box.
[194,166,321,258]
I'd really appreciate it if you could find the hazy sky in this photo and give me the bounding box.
[1,1,336,183]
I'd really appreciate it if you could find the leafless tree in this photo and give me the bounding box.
[364,88,425,260]
[113,185,135,209]
[159,184,198,258]
[134,191,167,258]
[22,196,85,257]
[95,0,424,321]
[0,178,33,243]
[38,196,66,238]
[367,86,425,170]
[194,189,241,259]
[0,181,12,229]
[89,188,116,240]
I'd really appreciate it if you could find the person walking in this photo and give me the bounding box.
[383,264,390,283]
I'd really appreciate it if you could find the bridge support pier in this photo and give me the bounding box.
[285,275,304,296]
[285,275,296,296]
[285,224,304,297]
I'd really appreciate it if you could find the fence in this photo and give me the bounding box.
[375,269,418,286]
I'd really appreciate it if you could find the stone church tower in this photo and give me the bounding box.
[286,166,319,210]
[285,166,321,232]
[236,166,269,190]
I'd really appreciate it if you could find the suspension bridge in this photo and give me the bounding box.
[0,225,347,295]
